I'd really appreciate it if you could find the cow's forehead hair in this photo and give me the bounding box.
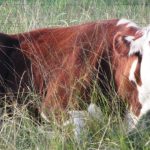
[117,18,138,28]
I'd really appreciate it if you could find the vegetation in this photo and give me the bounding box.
[0,0,150,149]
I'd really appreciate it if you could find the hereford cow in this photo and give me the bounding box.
[0,19,142,128]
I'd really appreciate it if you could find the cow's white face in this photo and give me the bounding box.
[127,26,150,125]
[128,26,150,88]
[128,26,150,56]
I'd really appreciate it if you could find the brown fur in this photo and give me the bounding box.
[0,19,142,118]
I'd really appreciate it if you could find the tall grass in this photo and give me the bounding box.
[0,0,150,149]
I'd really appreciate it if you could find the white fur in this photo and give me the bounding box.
[138,30,150,117]
[117,18,138,28]
[129,26,150,56]
[127,59,139,130]
[128,33,145,56]
[125,36,134,42]
[126,22,138,28]
[129,59,138,85]
[117,19,131,26]
[138,86,150,117]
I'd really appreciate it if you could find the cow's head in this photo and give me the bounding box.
[111,26,147,130]
[124,26,150,127]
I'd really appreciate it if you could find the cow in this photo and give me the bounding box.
[0,18,142,128]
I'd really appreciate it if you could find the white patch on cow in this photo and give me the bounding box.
[137,28,150,117]
[41,112,50,122]
[126,22,138,28]
[126,35,143,55]
[129,59,138,85]
[117,18,131,26]
[125,36,134,42]
[138,86,150,117]
[128,35,144,56]
[128,26,150,56]
[117,18,138,28]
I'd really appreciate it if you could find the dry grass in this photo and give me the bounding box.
[0,0,149,149]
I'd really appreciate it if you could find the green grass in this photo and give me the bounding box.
[0,0,150,149]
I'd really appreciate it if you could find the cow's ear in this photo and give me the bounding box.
[113,32,134,56]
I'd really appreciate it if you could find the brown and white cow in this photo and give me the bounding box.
[0,19,143,128]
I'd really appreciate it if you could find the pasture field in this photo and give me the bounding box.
[0,0,150,150]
